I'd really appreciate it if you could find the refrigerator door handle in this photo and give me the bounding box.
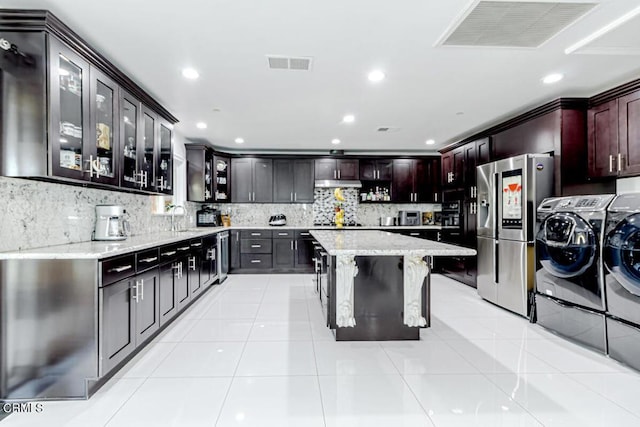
[494,240,499,284]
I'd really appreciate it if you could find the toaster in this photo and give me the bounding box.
[269,214,287,226]
[398,210,421,226]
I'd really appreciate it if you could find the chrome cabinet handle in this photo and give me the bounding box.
[191,242,202,247]
[251,260,261,264]
[609,155,614,173]
[248,191,251,201]
[291,241,294,250]
[139,256,158,263]
[158,176,166,191]
[294,193,297,202]
[139,279,144,301]
[291,192,293,202]
[338,169,341,179]
[295,241,298,250]
[278,232,288,236]
[300,232,310,236]
[132,281,139,303]
[251,244,261,248]
[434,192,438,202]
[177,246,190,251]
[108,265,132,273]
[162,251,177,257]
[189,256,196,270]
[618,153,624,172]
[251,232,261,236]
[333,169,337,179]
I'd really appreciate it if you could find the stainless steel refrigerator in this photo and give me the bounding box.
[476,154,553,317]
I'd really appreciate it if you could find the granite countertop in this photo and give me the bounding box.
[309,230,476,257]
[0,224,454,260]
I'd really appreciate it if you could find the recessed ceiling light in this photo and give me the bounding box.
[182,67,200,79]
[331,139,341,145]
[235,138,245,144]
[542,73,563,84]
[342,115,355,123]
[196,122,207,129]
[368,70,385,82]
[425,139,435,145]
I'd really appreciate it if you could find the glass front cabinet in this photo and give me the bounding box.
[0,11,177,195]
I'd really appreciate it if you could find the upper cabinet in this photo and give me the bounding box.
[588,90,640,178]
[0,11,178,194]
[360,159,392,181]
[186,146,227,203]
[392,158,440,203]
[314,159,359,180]
[441,147,465,189]
[231,158,273,203]
[273,159,314,203]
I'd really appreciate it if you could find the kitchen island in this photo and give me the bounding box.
[310,229,476,341]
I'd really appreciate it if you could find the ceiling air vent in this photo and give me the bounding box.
[376,127,400,133]
[438,1,596,48]
[267,55,313,71]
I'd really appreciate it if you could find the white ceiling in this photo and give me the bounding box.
[5,0,640,152]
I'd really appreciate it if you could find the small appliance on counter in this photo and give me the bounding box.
[93,205,130,241]
[379,216,396,226]
[269,214,287,226]
[196,206,221,227]
[398,210,421,226]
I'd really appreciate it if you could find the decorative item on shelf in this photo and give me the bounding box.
[334,187,345,228]
[422,211,434,225]
[96,123,110,150]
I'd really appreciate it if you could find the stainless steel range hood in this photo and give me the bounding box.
[314,180,362,188]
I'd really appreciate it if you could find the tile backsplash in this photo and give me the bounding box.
[313,188,359,224]
[0,177,198,252]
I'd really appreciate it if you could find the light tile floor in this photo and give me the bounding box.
[3,274,640,426]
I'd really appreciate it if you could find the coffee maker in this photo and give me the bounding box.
[93,205,130,241]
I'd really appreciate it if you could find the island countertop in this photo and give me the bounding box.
[309,230,477,257]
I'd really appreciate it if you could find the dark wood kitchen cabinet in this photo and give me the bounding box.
[273,159,314,203]
[0,11,177,195]
[157,120,173,194]
[392,158,439,203]
[232,158,273,202]
[273,239,296,269]
[315,159,359,180]
[134,268,161,345]
[101,276,137,374]
[186,145,213,202]
[588,100,619,178]
[441,147,464,189]
[360,159,393,181]
[618,90,640,176]
[588,91,640,178]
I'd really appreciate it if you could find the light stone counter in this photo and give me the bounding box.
[309,230,476,257]
[310,229,475,332]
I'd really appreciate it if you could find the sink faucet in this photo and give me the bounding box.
[169,205,186,231]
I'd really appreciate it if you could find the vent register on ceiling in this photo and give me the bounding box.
[440,1,596,48]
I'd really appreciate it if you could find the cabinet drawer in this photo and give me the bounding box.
[240,239,272,253]
[295,230,312,239]
[175,241,192,255]
[241,230,272,239]
[190,238,204,250]
[241,254,273,269]
[101,254,136,286]
[159,244,180,263]
[273,230,294,239]
[136,248,160,272]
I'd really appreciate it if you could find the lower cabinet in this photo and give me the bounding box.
[201,236,218,287]
[175,255,190,312]
[100,267,160,374]
[159,261,178,326]
[230,229,314,273]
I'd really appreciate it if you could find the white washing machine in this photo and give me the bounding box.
[534,194,615,353]
[604,193,640,371]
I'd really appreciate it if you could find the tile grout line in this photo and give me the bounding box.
[306,275,328,427]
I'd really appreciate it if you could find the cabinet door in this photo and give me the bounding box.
[214,155,230,202]
[315,159,336,180]
[140,106,157,192]
[231,158,253,202]
[295,239,314,269]
[415,159,433,202]
[230,230,241,270]
[476,137,491,166]
[253,158,273,202]
[359,160,376,180]
[377,160,393,181]
[120,91,141,189]
[89,67,119,186]
[293,159,315,202]
[618,90,640,176]
[465,200,477,249]
[441,152,453,188]
[273,159,294,202]
[159,262,178,326]
[463,142,476,188]
[49,38,91,181]
[337,159,359,179]
[200,238,217,287]
[588,100,618,178]
[273,239,295,269]
[452,147,465,187]
[135,268,160,345]
[186,147,207,202]
[176,257,190,312]
[392,159,413,202]
[157,120,173,194]
[101,277,136,373]
[428,158,441,202]
[188,251,202,297]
